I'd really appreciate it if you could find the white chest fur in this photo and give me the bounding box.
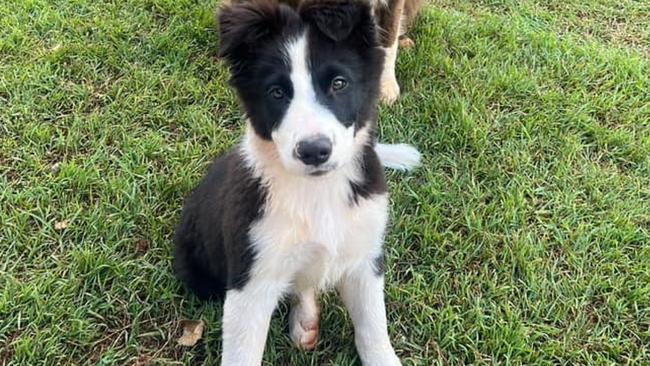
[250,182,388,291]
[241,128,389,292]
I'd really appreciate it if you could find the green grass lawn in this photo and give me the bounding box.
[1,0,649,364]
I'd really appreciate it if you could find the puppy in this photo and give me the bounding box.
[173,1,420,364]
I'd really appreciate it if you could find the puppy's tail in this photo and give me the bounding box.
[375,143,422,171]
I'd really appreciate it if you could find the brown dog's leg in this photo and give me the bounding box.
[378,0,406,48]
[377,0,406,104]
[403,0,423,33]
[376,0,422,103]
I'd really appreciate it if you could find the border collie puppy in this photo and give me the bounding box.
[173,1,419,364]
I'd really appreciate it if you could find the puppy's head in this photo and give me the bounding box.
[219,0,383,176]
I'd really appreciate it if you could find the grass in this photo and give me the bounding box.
[1,0,649,364]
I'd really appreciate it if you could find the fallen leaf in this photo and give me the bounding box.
[54,220,69,230]
[177,320,204,347]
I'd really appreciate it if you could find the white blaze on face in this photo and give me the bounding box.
[271,33,356,176]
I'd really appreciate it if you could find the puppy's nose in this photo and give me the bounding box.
[294,136,332,166]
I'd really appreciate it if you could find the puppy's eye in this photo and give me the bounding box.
[268,86,285,100]
[330,76,348,92]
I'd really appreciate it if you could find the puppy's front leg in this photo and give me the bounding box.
[338,260,401,366]
[221,282,285,366]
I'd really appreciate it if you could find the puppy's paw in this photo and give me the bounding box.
[380,74,400,104]
[290,317,319,350]
[289,299,319,350]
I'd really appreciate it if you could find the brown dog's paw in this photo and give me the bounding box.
[380,74,401,104]
[399,36,415,49]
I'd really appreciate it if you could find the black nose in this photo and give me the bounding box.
[295,136,332,166]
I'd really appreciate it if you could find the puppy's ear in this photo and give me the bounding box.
[300,0,378,45]
[218,1,297,64]
[217,2,270,61]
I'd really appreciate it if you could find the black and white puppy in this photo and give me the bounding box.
[173,0,420,364]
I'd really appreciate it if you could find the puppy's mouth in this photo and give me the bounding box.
[306,164,336,177]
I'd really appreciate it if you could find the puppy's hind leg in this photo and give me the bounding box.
[173,211,226,299]
[290,287,320,350]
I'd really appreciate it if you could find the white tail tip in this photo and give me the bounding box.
[375,143,422,171]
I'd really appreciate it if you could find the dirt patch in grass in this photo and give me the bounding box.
[0,330,21,364]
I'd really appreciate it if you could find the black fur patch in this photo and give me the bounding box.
[173,151,266,299]
[350,144,388,204]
